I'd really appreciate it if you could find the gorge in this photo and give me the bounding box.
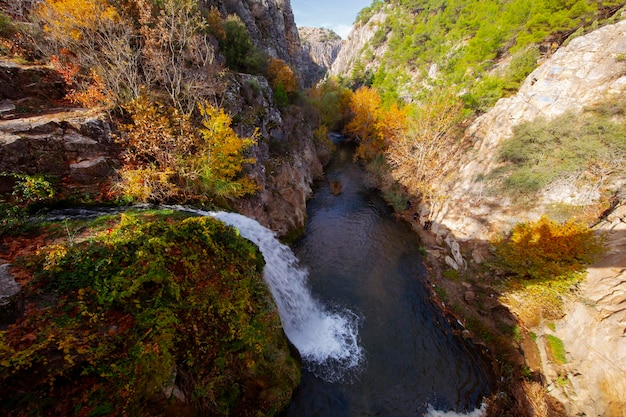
[1,0,625,416]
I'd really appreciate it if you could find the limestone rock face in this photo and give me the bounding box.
[548,203,626,417]
[0,263,22,328]
[329,8,388,78]
[0,110,119,189]
[223,73,323,236]
[298,27,343,87]
[437,19,626,241]
[216,0,302,70]
[0,61,119,189]
[0,60,66,106]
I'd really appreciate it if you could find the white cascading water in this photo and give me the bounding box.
[180,208,363,381]
[425,403,488,417]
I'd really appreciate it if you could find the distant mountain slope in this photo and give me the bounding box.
[333,0,626,106]
[298,27,343,87]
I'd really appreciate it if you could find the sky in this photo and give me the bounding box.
[290,0,374,39]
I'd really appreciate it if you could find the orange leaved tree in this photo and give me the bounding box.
[494,216,604,280]
[34,0,140,104]
[346,86,408,161]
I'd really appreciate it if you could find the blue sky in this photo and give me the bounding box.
[290,0,373,39]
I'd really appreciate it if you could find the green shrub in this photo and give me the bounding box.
[273,82,289,107]
[0,173,56,236]
[497,109,626,197]
[220,16,265,74]
[361,0,623,112]
[0,12,16,38]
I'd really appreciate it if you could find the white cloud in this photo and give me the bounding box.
[332,24,353,39]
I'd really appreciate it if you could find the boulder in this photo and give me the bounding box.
[0,263,22,328]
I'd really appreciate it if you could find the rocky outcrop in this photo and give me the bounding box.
[298,27,343,87]
[329,8,388,78]
[220,73,323,236]
[0,61,66,109]
[435,19,626,241]
[213,0,302,70]
[548,203,626,417]
[0,61,119,190]
[0,262,22,328]
[429,19,626,417]
[0,108,119,189]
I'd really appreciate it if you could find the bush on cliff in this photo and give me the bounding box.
[494,215,603,281]
[0,210,300,416]
[497,107,626,198]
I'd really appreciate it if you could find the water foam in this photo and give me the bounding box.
[425,403,488,417]
[181,208,363,381]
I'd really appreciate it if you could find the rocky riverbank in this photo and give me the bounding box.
[392,197,626,417]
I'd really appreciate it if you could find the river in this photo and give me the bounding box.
[282,142,492,417]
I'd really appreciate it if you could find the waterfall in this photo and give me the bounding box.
[425,403,488,417]
[180,208,363,381]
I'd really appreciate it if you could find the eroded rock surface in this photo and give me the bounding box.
[0,109,120,188]
[0,262,22,328]
[299,27,343,87]
[548,203,626,417]
[329,8,388,78]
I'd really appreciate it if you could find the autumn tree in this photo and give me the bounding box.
[494,216,603,280]
[267,57,298,92]
[138,0,218,113]
[308,77,353,131]
[346,86,407,161]
[34,0,141,104]
[185,102,259,198]
[118,96,258,202]
[385,89,464,213]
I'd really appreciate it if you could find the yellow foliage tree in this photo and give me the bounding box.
[118,96,258,202]
[189,102,259,198]
[36,0,120,40]
[346,86,407,161]
[494,216,603,280]
[35,0,140,103]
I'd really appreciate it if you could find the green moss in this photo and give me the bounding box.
[1,212,300,416]
[546,334,567,365]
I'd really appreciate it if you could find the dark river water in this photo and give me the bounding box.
[283,143,492,417]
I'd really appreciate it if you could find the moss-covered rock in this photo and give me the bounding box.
[0,210,300,416]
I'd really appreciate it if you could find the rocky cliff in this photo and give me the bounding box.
[298,27,343,87]
[0,61,120,193]
[430,19,626,417]
[329,8,388,78]
[219,72,323,236]
[0,0,324,237]
[210,0,302,70]
[434,19,626,241]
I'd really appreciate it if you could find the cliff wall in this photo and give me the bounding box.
[435,19,626,241]
[329,8,387,78]
[298,27,343,87]
[433,19,626,417]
